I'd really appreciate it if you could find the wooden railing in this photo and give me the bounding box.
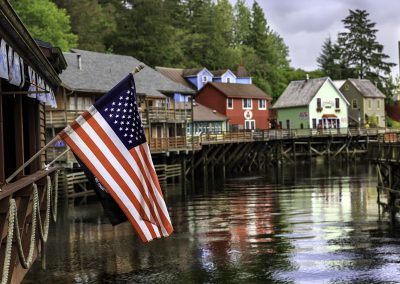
[149,136,201,153]
[47,107,192,127]
[200,128,400,145]
[0,168,59,284]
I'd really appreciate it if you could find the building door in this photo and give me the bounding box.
[245,120,256,130]
[286,120,290,129]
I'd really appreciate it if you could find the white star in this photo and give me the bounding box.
[123,109,127,113]
[112,102,115,106]
[124,133,127,137]
[125,127,129,131]
[119,96,123,100]
[125,96,129,100]
[118,102,122,106]
[121,121,125,125]
[122,115,126,119]
[105,108,108,112]
[110,108,114,111]
[114,120,118,124]
[119,127,123,131]
[130,134,133,138]
[109,114,113,117]
[129,140,133,144]
[117,108,120,112]
[116,114,119,118]
[124,103,128,107]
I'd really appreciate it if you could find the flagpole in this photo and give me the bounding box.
[3,65,146,186]
[5,135,61,184]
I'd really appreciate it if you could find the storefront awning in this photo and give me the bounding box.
[322,114,337,118]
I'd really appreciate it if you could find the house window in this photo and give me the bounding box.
[243,98,252,109]
[245,120,255,130]
[377,100,381,110]
[316,97,322,109]
[368,99,372,110]
[226,77,231,83]
[335,98,340,109]
[69,96,92,111]
[202,76,208,83]
[352,99,358,109]
[227,98,233,109]
[258,99,267,110]
[286,120,290,129]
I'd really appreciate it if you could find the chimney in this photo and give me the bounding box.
[306,73,309,81]
[213,110,217,113]
[77,54,82,70]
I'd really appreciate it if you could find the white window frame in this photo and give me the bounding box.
[245,119,256,130]
[202,75,208,83]
[227,98,233,109]
[242,98,252,110]
[258,99,267,110]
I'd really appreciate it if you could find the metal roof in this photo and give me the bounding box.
[193,103,228,122]
[346,78,386,98]
[155,66,196,90]
[60,49,195,97]
[203,82,271,99]
[272,77,328,109]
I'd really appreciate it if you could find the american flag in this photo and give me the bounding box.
[59,74,173,242]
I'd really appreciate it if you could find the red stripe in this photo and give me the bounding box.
[138,144,173,234]
[62,133,150,242]
[130,147,172,235]
[87,115,165,229]
[72,118,159,240]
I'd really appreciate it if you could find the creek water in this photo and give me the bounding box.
[24,159,400,283]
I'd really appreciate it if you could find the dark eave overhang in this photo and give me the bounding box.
[0,1,61,88]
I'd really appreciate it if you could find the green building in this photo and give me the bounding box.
[272,77,349,130]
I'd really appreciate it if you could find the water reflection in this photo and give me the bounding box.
[24,158,400,283]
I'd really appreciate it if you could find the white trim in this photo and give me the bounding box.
[242,98,252,110]
[258,99,267,110]
[245,119,256,130]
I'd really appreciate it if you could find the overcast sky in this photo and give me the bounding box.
[248,0,400,76]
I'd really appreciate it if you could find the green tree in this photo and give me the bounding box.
[317,37,342,79]
[233,0,251,46]
[54,0,116,52]
[337,9,395,84]
[10,0,77,50]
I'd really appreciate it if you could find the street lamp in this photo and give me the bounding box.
[358,108,361,130]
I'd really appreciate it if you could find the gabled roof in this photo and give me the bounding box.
[193,103,228,122]
[210,69,236,78]
[60,49,195,97]
[155,66,196,90]
[333,80,346,89]
[346,78,386,98]
[182,68,204,77]
[273,77,349,109]
[201,82,271,99]
[273,77,328,109]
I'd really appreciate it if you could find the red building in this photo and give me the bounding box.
[196,82,272,130]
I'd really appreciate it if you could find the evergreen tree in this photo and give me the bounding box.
[54,0,116,52]
[233,0,251,46]
[317,37,344,79]
[337,9,395,84]
[10,0,77,50]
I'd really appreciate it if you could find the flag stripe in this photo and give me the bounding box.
[135,145,172,227]
[130,147,173,234]
[61,131,154,242]
[90,110,172,235]
[71,118,160,240]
